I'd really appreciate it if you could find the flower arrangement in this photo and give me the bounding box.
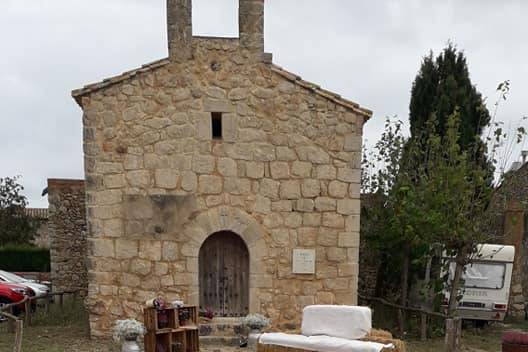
[112,319,146,342]
[178,308,191,325]
[199,307,215,320]
[241,314,270,331]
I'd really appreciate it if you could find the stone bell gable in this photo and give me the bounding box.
[73,0,371,338]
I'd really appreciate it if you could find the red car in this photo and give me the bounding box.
[0,282,34,316]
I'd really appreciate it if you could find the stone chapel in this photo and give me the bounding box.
[72,0,371,337]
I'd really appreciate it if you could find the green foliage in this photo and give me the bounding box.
[364,110,526,319]
[409,44,491,153]
[363,44,528,327]
[0,176,36,246]
[0,245,50,272]
[362,117,431,300]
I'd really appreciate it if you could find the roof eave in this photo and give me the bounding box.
[71,58,373,122]
[71,58,171,107]
[269,64,373,120]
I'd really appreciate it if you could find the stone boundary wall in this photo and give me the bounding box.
[47,179,88,292]
[487,165,528,319]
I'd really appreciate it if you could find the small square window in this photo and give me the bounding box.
[212,112,222,139]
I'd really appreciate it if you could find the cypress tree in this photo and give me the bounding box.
[409,44,491,155]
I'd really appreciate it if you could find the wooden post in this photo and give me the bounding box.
[13,320,23,352]
[421,255,432,341]
[397,308,404,337]
[7,306,15,333]
[24,299,31,326]
[420,313,427,341]
[445,317,462,352]
[45,294,50,314]
[59,293,64,310]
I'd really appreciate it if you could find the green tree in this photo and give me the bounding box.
[0,176,35,246]
[409,44,491,162]
[363,118,431,334]
[418,113,490,313]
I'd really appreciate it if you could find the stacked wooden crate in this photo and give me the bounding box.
[144,305,199,352]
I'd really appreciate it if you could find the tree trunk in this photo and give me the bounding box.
[445,247,469,352]
[447,249,467,316]
[445,317,462,352]
[421,255,432,341]
[398,243,411,336]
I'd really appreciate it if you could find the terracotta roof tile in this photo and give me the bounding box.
[25,208,48,219]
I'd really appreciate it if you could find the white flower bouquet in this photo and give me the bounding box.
[241,313,271,331]
[113,319,146,342]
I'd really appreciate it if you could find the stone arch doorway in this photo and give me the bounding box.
[199,231,249,317]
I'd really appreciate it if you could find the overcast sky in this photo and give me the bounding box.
[1,0,527,208]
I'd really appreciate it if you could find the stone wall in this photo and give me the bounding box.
[77,35,367,337]
[33,220,50,249]
[26,208,50,249]
[47,179,88,292]
[487,164,528,318]
[358,193,380,299]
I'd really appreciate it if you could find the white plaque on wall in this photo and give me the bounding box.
[292,249,316,274]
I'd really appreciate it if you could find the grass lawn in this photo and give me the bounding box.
[0,297,119,352]
[1,299,527,352]
[0,322,517,352]
[0,323,119,352]
[407,321,528,352]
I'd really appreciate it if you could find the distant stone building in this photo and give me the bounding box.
[25,208,49,248]
[72,0,371,337]
[488,162,528,318]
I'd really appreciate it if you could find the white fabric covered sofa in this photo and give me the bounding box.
[258,305,397,352]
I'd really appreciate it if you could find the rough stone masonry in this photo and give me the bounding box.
[47,179,88,292]
[72,0,372,337]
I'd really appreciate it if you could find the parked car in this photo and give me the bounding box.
[0,270,50,298]
[442,244,515,322]
[0,282,34,316]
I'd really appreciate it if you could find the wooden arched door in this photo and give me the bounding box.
[199,231,249,317]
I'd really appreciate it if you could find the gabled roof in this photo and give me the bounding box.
[270,63,372,118]
[72,58,372,119]
[72,58,170,106]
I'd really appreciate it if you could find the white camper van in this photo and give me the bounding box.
[442,244,515,321]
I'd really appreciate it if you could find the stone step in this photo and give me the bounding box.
[199,336,244,348]
[199,317,245,337]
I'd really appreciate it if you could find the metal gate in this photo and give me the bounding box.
[199,231,249,317]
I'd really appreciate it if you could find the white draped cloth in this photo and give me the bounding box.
[301,305,372,340]
[259,333,393,352]
[259,305,395,352]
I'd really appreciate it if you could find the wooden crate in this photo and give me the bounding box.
[178,306,198,327]
[144,306,199,352]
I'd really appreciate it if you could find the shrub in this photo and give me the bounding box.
[0,245,50,272]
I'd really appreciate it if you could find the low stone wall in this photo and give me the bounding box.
[47,179,88,292]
